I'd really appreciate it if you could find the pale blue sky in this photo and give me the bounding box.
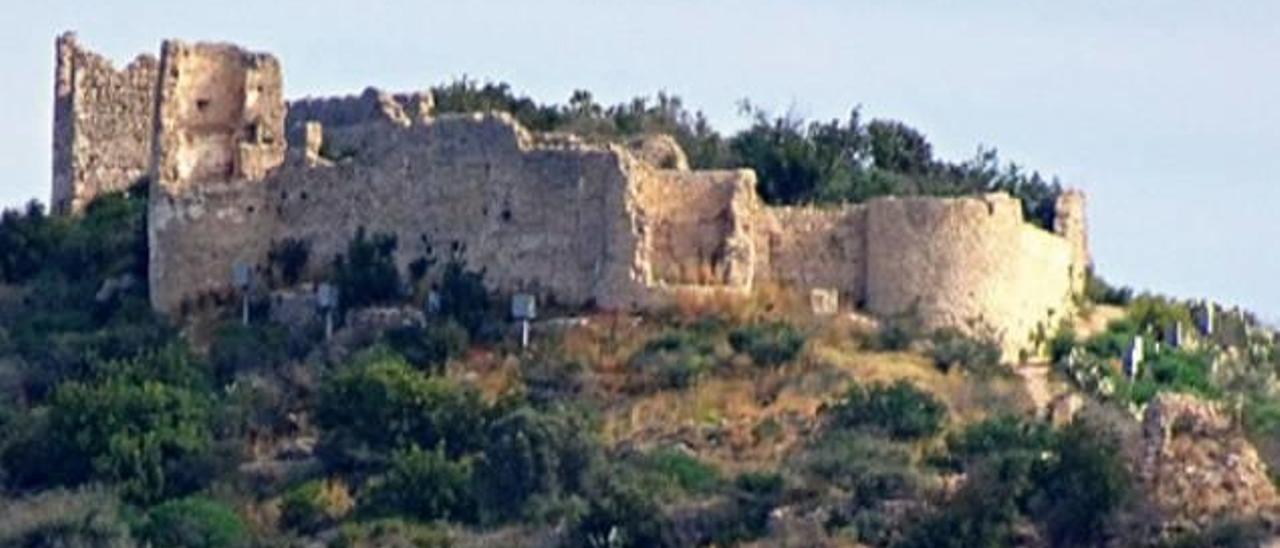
[3,1,1277,320]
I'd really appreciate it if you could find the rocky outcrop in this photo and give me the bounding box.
[1139,393,1279,532]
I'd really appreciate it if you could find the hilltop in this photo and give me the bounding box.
[0,32,1276,547]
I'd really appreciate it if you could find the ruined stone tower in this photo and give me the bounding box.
[52,32,158,214]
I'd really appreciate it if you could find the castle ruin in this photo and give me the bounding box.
[52,33,1091,359]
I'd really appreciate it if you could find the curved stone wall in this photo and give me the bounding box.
[865,194,1074,356]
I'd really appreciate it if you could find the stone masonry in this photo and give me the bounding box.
[52,35,1092,360]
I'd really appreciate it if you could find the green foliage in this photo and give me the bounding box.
[35,378,212,503]
[209,323,290,385]
[825,380,947,440]
[928,327,1003,375]
[429,79,1065,227]
[0,487,135,548]
[137,497,250,548]
[945,414,1054,469]
[570,469,672,548]
[476,405,600,522]
[873,309,924,351]
[1127,294,1194,334]
[436,260,492,338]
[728,321,806,367]
[268,237,311,286]
[384,320,469,374]
[334,227,402,310]
[363,445,478,523]
[333,518,453,548]
[281,479,352,533]
[628,328,719,390]
[1031,421,1132,546]
[1085,269,1133,306]
[0,191,147,285]
[631,448,723,496]
[315,354,486,470]
[805,431,923,506]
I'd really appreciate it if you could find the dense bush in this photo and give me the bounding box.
[825,380,947,440]
[362,445,478,523]
[728,321,806,367]
[436,260,493,338]
[929,327,1003,375]
[805,431,923,506]
[570,470,672,548]
[268,238,311,286]
[872,310,924,351]
[18,378,213,503]
[945,414,1054,469]
[280,479,354,533]
[315,353,486,469]
[1085,269,1134,306]
[628,328,719,390]
[209,323,291,385]
[1030,421,1132,546]
[477,405,600,521]
[0,488,135,547]
[383,320,469,374]
[137,497,250,548]
[333,227,402,310]
[333,518,453,548]
[632,448,724,496]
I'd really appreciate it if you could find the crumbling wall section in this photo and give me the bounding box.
[635,168,757,287]
[52,33,158,214]
[285,87,433,148]
[864,194,1074,357]
[150,113,648,314]
[756,205,867,306]
[151,40,285,195]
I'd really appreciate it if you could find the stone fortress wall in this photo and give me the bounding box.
[53,35,1091,359]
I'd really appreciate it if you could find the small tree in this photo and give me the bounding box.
[826,380,947,441]
[362,445,477,523]
[334,227,402,310]
[137,497,250,548]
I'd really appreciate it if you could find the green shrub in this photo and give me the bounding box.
[268,237,310,286]
[945,414,1054,469]
[570,469,671,548]
[383,320,469,374]
[633,448,723,496]
[0,487,135,547]
[36,378,212,503]
[362,445,477,523]
[1085,270,1133,306]
[437,260,493,338]
[476,405,600,522]
[728,321,806,367]
[280,479,353,533]
[333,518,453,548]
[1030,421,1132,546]
[928,328,1002,375]
[137,497,250,548]
[826,380,947,440]
[334,227,402,310]
[804,431,922,506]
[315,355,486,469]
[873,311,924,351]
[628,329,718,390]
[209,323,290,385]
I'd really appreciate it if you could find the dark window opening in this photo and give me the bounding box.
[196,98,210,111]
[500,209,512,222]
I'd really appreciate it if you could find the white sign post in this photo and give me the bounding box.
[232,262,253,326]
[512,294,537,349]
[317,283,339,340]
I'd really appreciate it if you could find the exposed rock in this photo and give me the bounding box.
[1139,393,1280,533]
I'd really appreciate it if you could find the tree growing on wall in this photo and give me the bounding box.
[333,227,402,310]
